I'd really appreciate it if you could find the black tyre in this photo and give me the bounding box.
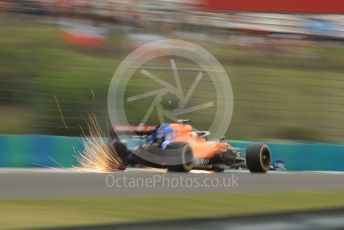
[246,144,271,173]
[166,142,194,172]
[107,140,131,170]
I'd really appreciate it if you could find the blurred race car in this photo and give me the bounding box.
[108,120,272,173]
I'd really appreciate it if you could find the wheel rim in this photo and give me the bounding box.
[182,146,193,171]
[260,147,271,170]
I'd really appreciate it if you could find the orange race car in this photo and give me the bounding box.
[109,120,272,173]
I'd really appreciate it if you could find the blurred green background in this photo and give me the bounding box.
[1,16,344,143]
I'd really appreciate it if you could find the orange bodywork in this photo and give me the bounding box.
[169,124,229,159]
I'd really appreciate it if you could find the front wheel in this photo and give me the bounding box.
[166,142,194,172]
[246,144,271,173]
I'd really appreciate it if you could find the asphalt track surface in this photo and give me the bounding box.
[0,168,344,198]
[46,208,344,230]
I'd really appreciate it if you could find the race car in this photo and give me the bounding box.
[108,120,272,173]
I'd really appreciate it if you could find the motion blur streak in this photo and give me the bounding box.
[1,3,344,142]
[204,0,344,13]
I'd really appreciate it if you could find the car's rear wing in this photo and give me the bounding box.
[110,125,157,138]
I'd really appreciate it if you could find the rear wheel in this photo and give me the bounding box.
[246,144,271,173]
[167,142,194,172]
[107,140,131,170]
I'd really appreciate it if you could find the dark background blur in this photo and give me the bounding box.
[0,0,343,143]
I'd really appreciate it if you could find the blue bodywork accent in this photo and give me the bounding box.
[148,123,175,149]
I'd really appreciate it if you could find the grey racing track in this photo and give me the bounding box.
[0,168,343,198]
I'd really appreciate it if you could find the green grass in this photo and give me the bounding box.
[0,16,344,142]
[1,190,344,229]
